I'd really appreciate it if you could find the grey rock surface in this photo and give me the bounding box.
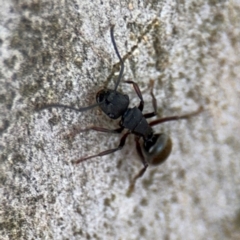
[0,0,240,239]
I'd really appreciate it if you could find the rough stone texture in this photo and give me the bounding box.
[0,0,240,239]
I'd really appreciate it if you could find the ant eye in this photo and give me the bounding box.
[143,133,172,165]
[96,90,106,103]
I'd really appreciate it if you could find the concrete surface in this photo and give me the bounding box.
[0,0,240,239]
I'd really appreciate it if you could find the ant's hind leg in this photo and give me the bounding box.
[72,131,130,164]
[127,136,148,196]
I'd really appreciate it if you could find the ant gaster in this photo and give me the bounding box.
[38,25,202,193]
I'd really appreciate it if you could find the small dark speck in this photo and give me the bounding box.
[140,198,148,206]
[139,226,146,236]
[177,169,186,179]
[0,119,9,134]
[234,209,240,229]
[104,198,111,207]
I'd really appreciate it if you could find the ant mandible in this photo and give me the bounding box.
[38,25,202,193]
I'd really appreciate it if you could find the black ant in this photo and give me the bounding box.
[38,25,202,194]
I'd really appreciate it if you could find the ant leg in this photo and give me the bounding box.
[124,80,144,111]
[72,131,130,164]
[65,126,124,139]
[149,106,203,127]
[149,79,157,114]
[143,112,156,119]
[127,136,148,196]
[143,80,158,119]
[81,126,124,133]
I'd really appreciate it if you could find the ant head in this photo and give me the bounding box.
[96,89,129,119]
[143,133,172,165]
[95,26,129,119]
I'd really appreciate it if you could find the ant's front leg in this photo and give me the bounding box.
[72,131,130,164]
[127,136,149,196]
[124,80,157,116]
[124,80,144,111]
[143,79,158,119]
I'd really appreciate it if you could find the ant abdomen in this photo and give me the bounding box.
[143,133,172,165]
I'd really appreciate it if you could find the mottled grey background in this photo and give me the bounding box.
[0,0,240,239]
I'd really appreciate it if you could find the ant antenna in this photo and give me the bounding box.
[37,26,123,112]
[37,102,101,112]
[110,25,124,91]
